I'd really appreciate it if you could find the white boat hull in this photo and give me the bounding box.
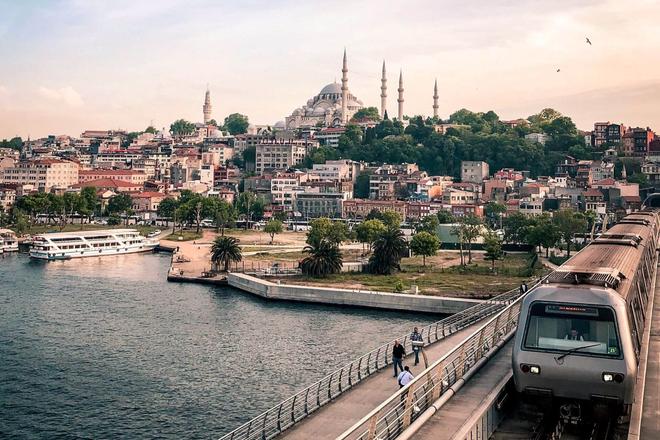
[29,243,159,260]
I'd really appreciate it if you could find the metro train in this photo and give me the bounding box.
[512,203,660,422]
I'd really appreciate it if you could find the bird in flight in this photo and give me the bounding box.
[586,37,592,45]
[556,68,561,72]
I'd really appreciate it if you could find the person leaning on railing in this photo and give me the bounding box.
[392,340,405,377]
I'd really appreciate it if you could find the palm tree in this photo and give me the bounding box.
[368,227,408,275]
[211,236,242,272]
[300,239,343,277]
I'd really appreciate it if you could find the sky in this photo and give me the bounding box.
[1,0,660,139]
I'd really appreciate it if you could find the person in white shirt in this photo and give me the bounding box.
[397,366,414,389]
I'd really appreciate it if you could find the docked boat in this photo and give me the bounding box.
[0,229,19,253]
[29,229,159,260]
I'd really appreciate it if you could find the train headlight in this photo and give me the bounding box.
[602,372,625,383]
[520,364,541,374]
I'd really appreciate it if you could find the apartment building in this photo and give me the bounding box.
[2,159,79,191]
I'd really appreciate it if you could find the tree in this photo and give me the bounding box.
[170,119,196,138]
[157,197,180,231]
[264,219,283,244]
[484,202,506,228]
[353,172,371,199]
[368,227,408,275]
[211,236,242,272]
[223,113,249,135]
[416,215,439,234]
[628,172,648,186]
[351,107,380,121]
[144,126,157,134]
[107,193,133,224]
[236,191,265,229]
[452,215,482,264]
[306,217,349,246]
[11,211,29,235]
[436,210,455,224]
[354,219,386,252]
[482,229,503,271]
[380,210,403,229]
[79,187,99,222]
[503,212,533,244]
[410,231,440,267]
[211,199,236,235]
[553,209,587,258]
[300,239,343,277]
[0,136,23,152]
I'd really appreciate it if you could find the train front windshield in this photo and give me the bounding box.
[523,303,621,357]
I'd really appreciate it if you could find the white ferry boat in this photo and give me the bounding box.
[29,229,159,260]
[0,229,19,253]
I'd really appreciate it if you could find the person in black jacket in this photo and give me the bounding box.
[392,340,405,377]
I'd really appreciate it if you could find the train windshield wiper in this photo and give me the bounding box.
[556,343,602,361]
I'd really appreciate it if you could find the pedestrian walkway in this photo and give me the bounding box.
[278,321,487,440]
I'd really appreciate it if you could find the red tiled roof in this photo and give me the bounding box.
[131,191,167,199]
[80,169,144,176]
[594,178,616,186]
[71,178,141,189]
[583,188,603,197]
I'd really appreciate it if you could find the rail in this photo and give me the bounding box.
[218,282,538,440]
[335,283,532,440]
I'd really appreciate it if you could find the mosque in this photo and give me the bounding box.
[282,50,440,130]
[201,50,441,131]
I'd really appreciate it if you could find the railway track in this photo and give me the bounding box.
[491,396,624,440]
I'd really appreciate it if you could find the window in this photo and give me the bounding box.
[523,302,620,357]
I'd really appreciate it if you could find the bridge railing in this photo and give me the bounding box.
[218,281,540,440]
[335,288,529,440]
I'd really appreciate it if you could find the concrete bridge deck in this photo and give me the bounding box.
[277,320,487,440]
[632,270,660,439]
[412,342,513,440]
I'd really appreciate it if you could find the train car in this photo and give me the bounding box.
[512,210,660,421]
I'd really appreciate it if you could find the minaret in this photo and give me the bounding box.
[203,85,212,124]
[397,69,404,121]
[341,49,348,124]
[433,79,439,119]
[621,164,627,180]
[380,60,387,119]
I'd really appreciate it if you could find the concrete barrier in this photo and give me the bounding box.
[226,272,480,314]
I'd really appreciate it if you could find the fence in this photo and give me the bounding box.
[335,288,529,440]
[218,281,538,440]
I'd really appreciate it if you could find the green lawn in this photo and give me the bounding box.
[287,253,547,299]
[163,231,203,241]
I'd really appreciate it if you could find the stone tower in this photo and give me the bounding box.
[380,60,387,118]
[203,86,212,124]
[341,49,348,124]
[397,70,404,121]
[433,79,439,119]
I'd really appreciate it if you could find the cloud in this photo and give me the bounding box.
[38,85,84,107]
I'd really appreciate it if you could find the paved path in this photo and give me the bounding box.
[637,270,660,439]
[278,320,488,440]
[413,342,513,440]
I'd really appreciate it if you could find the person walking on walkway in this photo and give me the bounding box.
[392,340,405,377]
[410,327,423,366]
[398,366,414,389]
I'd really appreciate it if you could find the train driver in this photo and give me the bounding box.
[564,328,584,341]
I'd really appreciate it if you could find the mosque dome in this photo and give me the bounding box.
[274,121,286,129]
[319,82,342,95]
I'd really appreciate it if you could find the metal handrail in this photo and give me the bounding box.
[335,284,533,440]
[218,281,539,440]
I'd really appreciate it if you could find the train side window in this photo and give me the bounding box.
[629,303,641,356]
